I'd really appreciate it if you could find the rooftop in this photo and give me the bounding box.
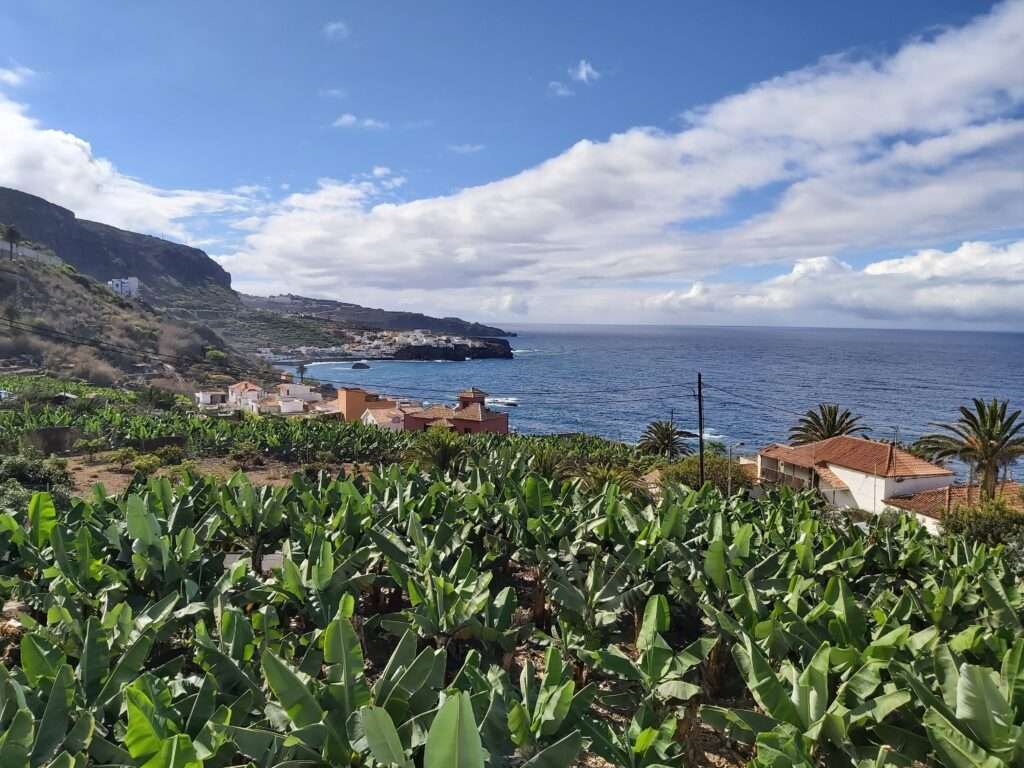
[407,401,506,423]
[885,482,1023,520]
[760,435,952,478]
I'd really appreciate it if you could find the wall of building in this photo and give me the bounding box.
[883,474,952,499]
[827,464,887,512]
[403,414,508,434]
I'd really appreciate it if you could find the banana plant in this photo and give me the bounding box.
[506,646,594,765]
[581,703,688,768]
[701,634,913,766]
[897,638,1024,768]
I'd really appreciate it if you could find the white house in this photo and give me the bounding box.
[757,436,953,515]
[277,383,322,402]
[228,381,266,407]
[107,277,140,298]
[194,390,227,407]
[244,396,305,416]
[361,407,407,431]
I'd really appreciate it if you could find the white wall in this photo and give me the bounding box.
[279,398,304,414]
[827,464,888,513]
[884,474,951,499]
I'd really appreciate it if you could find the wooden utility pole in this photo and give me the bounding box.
[697,372,705,487]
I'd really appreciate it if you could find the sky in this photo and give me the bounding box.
[1,1,1023,330]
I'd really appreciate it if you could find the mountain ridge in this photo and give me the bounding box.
[0,186,511,338]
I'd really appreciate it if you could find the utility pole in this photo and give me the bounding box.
[697,372,705,487]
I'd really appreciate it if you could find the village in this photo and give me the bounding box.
[194,379,510,433]
[251,328,512,363]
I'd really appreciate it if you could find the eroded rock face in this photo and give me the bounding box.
[0,186,232,291]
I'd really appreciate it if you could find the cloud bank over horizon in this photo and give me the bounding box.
[0,1,1023,329]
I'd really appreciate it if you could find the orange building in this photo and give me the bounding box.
[337,387,397,422]
[403,388,509,434]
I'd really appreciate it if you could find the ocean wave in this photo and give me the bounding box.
[486,397,519,407]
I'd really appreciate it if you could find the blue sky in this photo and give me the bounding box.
[1,1,1023,328]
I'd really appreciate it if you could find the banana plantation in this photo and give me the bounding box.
[0,441,1021,768]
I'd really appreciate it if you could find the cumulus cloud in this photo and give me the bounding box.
[323,20,350,40]
[2,3,1024,328]
[333,113,388,129]
[0,91,253,240]
[0,65,34,87]
[218,0,1024,326]
[646,241,1024,325]
[570,59,600,83]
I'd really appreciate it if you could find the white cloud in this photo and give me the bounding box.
[372,166,391,177]
[323,20,350,40]
[319,87,347,99]
[449,143,485,154]
[480,293,530,316]
[0,91,254,240]
[0,65,34,87]
[2,3,1024,329]
[333,113,388,129]
[570,59,600,83]
[646,240,1024,325]
[548,81,574,98]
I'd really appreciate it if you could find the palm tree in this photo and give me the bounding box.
[3,226,22,261]
[408,426,467,474]
[916,399,1024,499]
[638,420,695,459]
[296,362,307,383]
[789,403,867,445]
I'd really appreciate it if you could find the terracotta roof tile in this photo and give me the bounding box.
[760,436,951,478]
[814,463,849,490]
[885,482,1023,520]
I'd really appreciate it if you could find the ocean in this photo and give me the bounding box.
[289,325,1024,461]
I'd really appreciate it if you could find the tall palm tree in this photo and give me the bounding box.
[788,403,867,445]
[917,399,1024,499]
[3,226,22,261]
[638,420,695,459]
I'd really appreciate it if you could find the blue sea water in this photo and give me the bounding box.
[287,325,1024,460]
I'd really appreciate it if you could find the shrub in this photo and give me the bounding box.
[229,440,264,471]
[131,453,163,476]
[660,452,750,496]
[942,498,1024,548]
[73,437,107,462]
[154,444,187,466]
[108,447,138,472]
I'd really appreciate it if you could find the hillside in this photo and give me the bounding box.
[0,187,230,292]
[0,259,265,386]
[240,293,512,337]
[0,186,512,348]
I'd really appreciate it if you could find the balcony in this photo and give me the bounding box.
[758,467,812,490]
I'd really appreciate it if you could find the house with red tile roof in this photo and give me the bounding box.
[757,435,953,514]
[884,481,1023,533]
[403,388,509,434]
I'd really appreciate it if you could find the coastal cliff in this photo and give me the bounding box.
[392,338,514,361]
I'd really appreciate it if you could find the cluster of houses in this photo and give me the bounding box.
[194,381,509,434]
[253,330,494,363]
[751,434,1021,532]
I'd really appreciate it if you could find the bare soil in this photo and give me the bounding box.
[65,455,344,496]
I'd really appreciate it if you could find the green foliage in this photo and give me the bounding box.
[789,403,867,445]
[2,376,1024,767]
[661,451,750,495]
[130,453,163,476]
[107,446,138,472]
[638,420,694,459]
[918,399,1024,500]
